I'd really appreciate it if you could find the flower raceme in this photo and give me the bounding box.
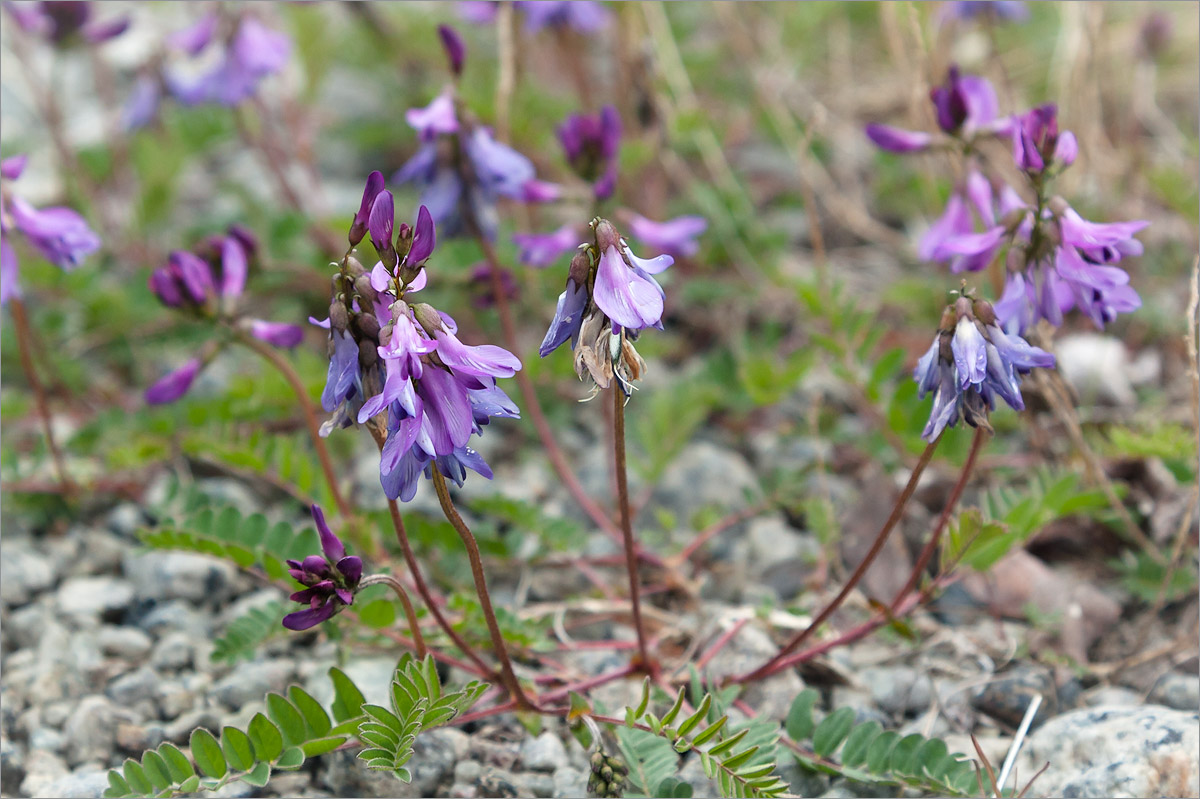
[282,505,363,631]
[914,294,1054,442]
[318,174,522,501]
[144,226,304,404]
[867,72,1147,334]
[0,154,101,305]
[3,1,129,46]
[540,218,672,397]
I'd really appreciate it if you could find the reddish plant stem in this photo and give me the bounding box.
[732,435,942,685]
[383,491,495,678]
[671,501,771,566]
[539,664,638,705]
[612,386,653,673]
[431,468,537,710]
[890,427,987,610]
[695,617,750,672]
[8,298,74,494]
[232,329,351,518]
[473,234,664,567]
[360,574,429,660]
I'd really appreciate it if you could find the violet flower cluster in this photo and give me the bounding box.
[867,68,1148,334]
[0,154,101,306]
[458,1,611,34]
[513,105,707,269]
[145,226,304,404]
[540,217,672,397]
[283,504,363,631]
[3,1,129,46]
[915,293,1054,442]
[125,11,290,129]
[318,174,521,501]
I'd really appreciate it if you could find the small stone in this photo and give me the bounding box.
[20,749,68,798]
[123,551,237,605]
[134,600,209,637]
[455,760,483,784]
[107,666,160,705]
[116,722,164,752]
[213,660,293,709]
[164,709,223,744]
[860,666,934,716]
[97,626,153,660]
[525,772,555,797]
[1019,705,1200,798]
[1,737,24,795]
[150,632,196,671]
[107,503,146,536]
[521,731,568,771]
[29,727,65,752]
[0,544,56,606]
[41,768,112,799]
[1148,673,1200,712]
[552,767,588,798]
[56,576,134,621]
[1082,686,1143,707]
[61,696,118,767]
[478,768,523,798]
[155,681,196,720]
[971,665,1056,729]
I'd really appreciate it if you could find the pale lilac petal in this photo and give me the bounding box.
[232,17,290,77]
[220,237,247,299]
[146,358,202,404]
[433,330,521,379]
[1,154,27,181]
[167,12,217,55]
[951,318,987,388]
[1,235,20,305]
[625,213,705,258]
[965,171,995,226]
[1058,208,1149,249]
[539,279,588,357]
[918,194,972,261]
[406,92,459,140]
[593,245,663,330]
[865,124,932,153]
[513,225,578,268]
[1054,130,1077,166]
[416,368,474,455]
[250,320,304,348]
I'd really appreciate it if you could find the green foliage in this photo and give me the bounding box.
[469,493,584,554]
[785,689,977,796]
[618,679,789,799]
[210,602,286,664]
[104,667,367,797]
[137,481,320,583]
[180,428,338,510]
[944,469,1111,572]
[1111,550,1199,604]
[355,654,487,782]
[1101,423,1197,483]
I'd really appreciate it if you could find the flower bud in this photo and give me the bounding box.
[568,250,591,286]
[973,298,997,326]
[329,301,349,333]
[344,256,367,280]
[353,274,378,306]
[592,218,621,253]
[1047,195,1070,217]
[411,303,444,337]
[358,339,378,369]
[354,312,381,342]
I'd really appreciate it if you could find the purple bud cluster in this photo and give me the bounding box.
[866,68,1148,334]
[283,505,363,630]
[145,226,304,405]
[3,1,129,46]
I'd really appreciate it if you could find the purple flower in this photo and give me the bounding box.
[518,0,610,33]
[623,213,707,258]
[865,124,933,153]
[1,237,20,305]
[918,171,1017,273]
[0,155,27,180]
[1011,104,1076,172]
[405,92,460,141]
[166,12,217,54]
[558,106,622,199]
[538,275,588,357]
[4,1,129,45]
[7,196,100,270]
[321,330,362,414]
[939,1,1029,24]
[466,127,536,199]
[438,24,466,76]
[249,320,304,348]
[145,358,203,405]
[166,15,290,108]
[348,170,385,247]
[123,76,161,131]
[914,296,1054,441]
[593,245,668,332]
[513,224,580,268]
[282,504,363,631]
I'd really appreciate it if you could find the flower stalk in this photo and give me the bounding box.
[8,297,74,495]
[612,384,653,673]
[358,573,428,659]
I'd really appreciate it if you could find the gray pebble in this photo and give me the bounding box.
[42,767,112,798]
[61,696,117,767]
[520,731,568,771]
[1148,672,1200,712]
[123,551,237,605]
[0,545,56,606]
[213,659,293,709]
[56,576,134,621]
[97,626,153,660]
[552,767,588,798]
[107,666,160,706]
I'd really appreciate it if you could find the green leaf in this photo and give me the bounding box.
[301,736,347,758]
[330,666,366,722]
[189,729,227,779]
[839,721,881,768]
[241,761,271,788]
[357,598,397,629]
[247,713,284,763]
[178,775,200,794]
[289,686,333,738]
[916,737,950,779]
[157,744,194,783]
[865,730,900,774]
[785,689,819,742]
[105,771,131,799]
[889,733,926,776]
[275,747,306,769]
[266,694,308,747]
[121,760,152,797]
[221,726,255,772]
[139,750,172,792]
[812,708,855,758]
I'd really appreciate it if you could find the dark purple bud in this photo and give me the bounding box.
[301,555,330,575]
[353,312,381,341]
[148,267,184,308]
[438,24,466,77]
[219,236,247,299]
[336,555,363,585]
[330,301,350,333]
[82,15,130,44]
[930,67,969,133]
[350,171,386,248]
[145,358,202,405]
[311,504,345,562]
[249,320,304,349]
[368,190,396,268]
[41,1,90,43]
[169,250,214,304]
[282,601,337,631]
[408,205,436,265]
[227,224,259,262]
[358,338,378,368]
